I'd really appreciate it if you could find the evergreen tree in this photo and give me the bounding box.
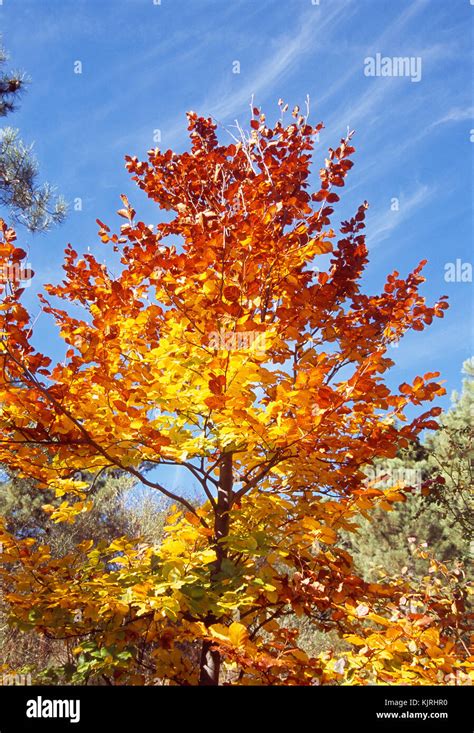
[343,358,473,581]
[0,42,66,232]
[423,357,474,541]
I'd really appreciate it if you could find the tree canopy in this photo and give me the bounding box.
[0,105,470,686]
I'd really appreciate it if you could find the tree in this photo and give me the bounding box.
[297,420,472,660]
[0,42,66,232]
[0,104,470,686]
[0,47,23,118]
[0,468,138,555]
[342,439,470,583]
[342,358,474,585]
[0,468,169,683]
[422,357,474,541]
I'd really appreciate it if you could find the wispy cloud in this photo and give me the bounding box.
[323,40,456,144]
[202,1,354,123]
[394,322,471,370]
[317,0,432,109]
[366,183,434,247]
[429,106,474,128]
[114,1,354,154]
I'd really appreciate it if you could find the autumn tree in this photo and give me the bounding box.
[0,103,470,686]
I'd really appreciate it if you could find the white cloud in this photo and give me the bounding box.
[203,1,353,123]
[366,183,434,247]
[317,0,432,109]
[429,106,474,128]
[393,323,469,369]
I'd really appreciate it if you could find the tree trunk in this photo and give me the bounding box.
[198,641,221,686]
[198,452,233,686]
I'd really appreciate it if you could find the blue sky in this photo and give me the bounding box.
[1,0,473,494]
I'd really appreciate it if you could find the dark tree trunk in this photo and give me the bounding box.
[198,452,233,686]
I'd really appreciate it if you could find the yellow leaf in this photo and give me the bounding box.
[344,634,366,646]
[318,526,337,544]
[228,622,248,648]
[367,612,391,627]
[420,628,440,647]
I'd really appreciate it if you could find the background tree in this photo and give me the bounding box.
[0,42,66,232]
[0,469,139,554]
[422,357,474,541]
[342,439,470,583]
[347,358,473,580]
[294,370,473,659]
[0,469,170,683]
[0,105,470,686]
